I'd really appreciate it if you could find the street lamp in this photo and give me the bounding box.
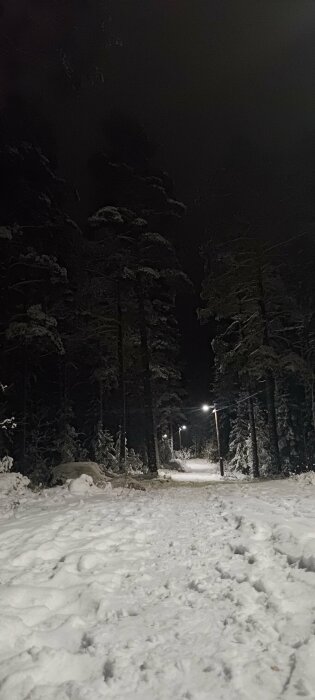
[162,433,168,440]
[178,424,187,450]
[201,403,224,477]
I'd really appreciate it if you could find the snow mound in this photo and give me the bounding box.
[0,471,30,496]
[68,474,99,495]
[0,472,31,518]
[293,471,315,485]
[52,461,107,486]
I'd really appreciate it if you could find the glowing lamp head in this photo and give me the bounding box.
[202,404,211,412]
[162,433,168,439]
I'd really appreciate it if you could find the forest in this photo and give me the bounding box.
[200,227,315,477]
[0,121,189,479]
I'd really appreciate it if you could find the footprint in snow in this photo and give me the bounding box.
[103,658,115,683]
[188,579,207,593]
[230,543,248,556]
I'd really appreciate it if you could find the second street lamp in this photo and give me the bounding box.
[178,424,187,450]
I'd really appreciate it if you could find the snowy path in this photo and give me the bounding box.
[1,478,315,699]
[160,457,222,482]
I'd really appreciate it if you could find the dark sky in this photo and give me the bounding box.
[104,1,315,403]
[107,1,315,198]
[2,0,315,404]
[3,1,314,201]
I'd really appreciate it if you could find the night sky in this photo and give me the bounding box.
[106,1,315,405]
[2,0,315,405]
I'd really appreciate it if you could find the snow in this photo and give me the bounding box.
[1,467,315,698]
[52,462,107,487]
[88,206,125,225]
[67,473,100,495]
[0,472,31,517]
[159,459,248,483]
[160,457,222,482]
[0,225,13,240]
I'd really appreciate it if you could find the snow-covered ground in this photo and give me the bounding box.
[1,469,315,699]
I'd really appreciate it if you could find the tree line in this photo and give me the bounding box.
[200,226,315,476]
[0,118,187,481]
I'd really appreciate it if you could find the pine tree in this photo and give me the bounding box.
[229,397,250,474]
[87,155,188,473]
[0,382,16,469]
[92,424,117,471]
[0,142,72,472]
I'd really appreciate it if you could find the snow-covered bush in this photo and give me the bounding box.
[0,417,16,432]
[6,304,64,355]
[58,422,86,463]
[228,402,250,474]
[254,404,272,476]
[125,448,144,474]
[174,447,193,461]
[293,471,315,485]
[0,471,30,497]
[92,424,118,470]
[0,455,13,473]
[227,398,274,477]
[201,440,218,463]
[0,383,16,471]
[159,438,173,465]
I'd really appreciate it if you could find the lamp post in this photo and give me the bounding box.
[202,404,224,477]
[178,424,187,450]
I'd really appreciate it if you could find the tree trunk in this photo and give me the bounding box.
[135,273,159,473]
[247,391,260,477]
[22,352,28,463]
[59,360,69,463]
[117,281,126,471]
[58,360,65,461]
[214,407,224,476]
[99,379,103,428]
[311,379,315,434]
[265,371,281,473]
[257,266,281,473]
[303,382,311,464]
[236,296,260,478]
[169,419,174,457]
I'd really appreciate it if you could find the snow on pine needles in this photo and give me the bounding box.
[1,472,315,699]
